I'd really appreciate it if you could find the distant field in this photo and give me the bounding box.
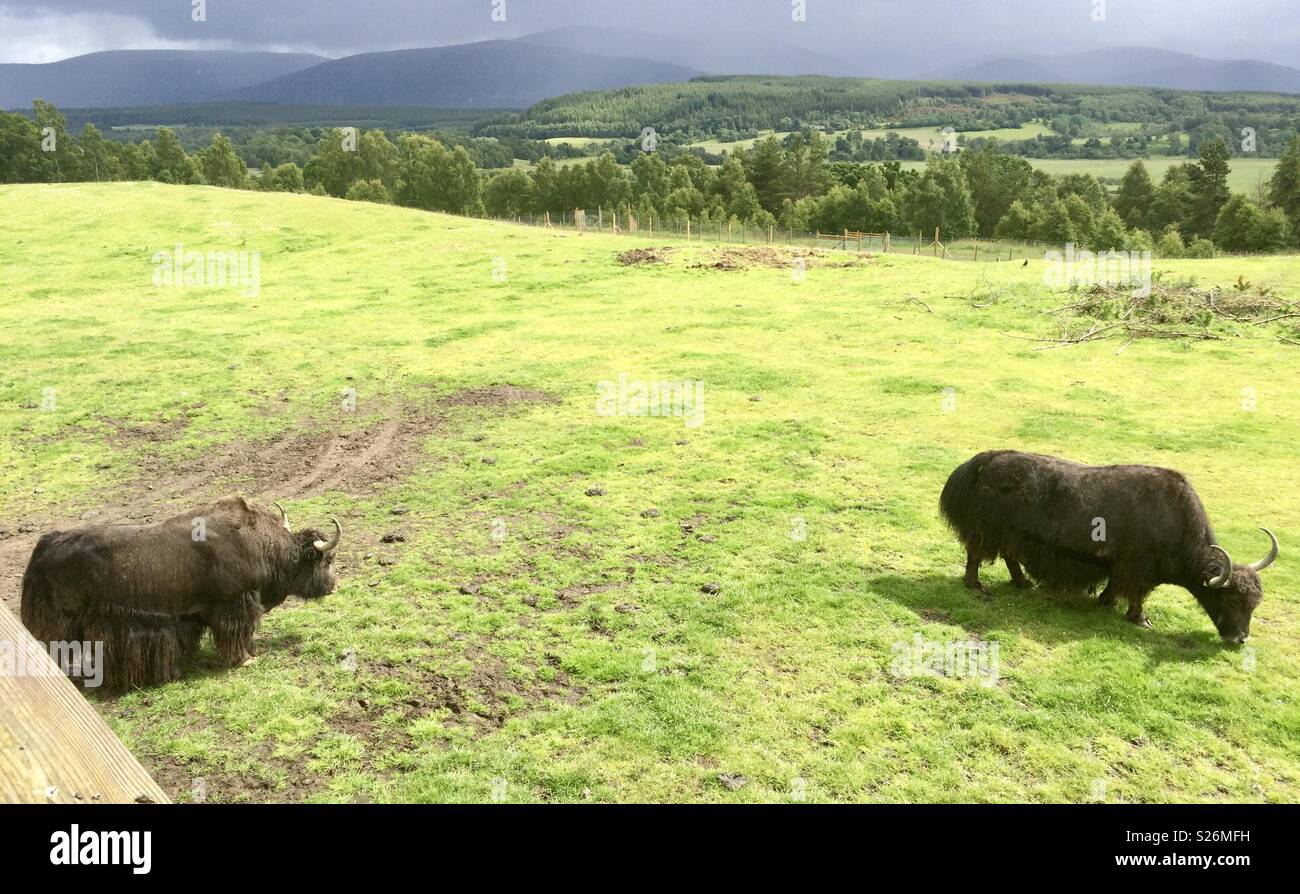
[687,122,1057,154]
[899,156,1279,191]
[3,182,1298,803]
[541,136,617,148]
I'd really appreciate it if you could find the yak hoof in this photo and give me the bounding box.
[1011,578,1033,591]
[964,579,992,599]
[1127,613,1152,630]
[237,655,259,668]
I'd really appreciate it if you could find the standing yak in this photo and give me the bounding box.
[21,497,341,688]
[940,451,1278,643]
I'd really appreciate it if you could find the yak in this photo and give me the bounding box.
[940,450,1277,643]
[20,496,341,689]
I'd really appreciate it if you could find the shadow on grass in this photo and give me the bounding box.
[88,631,308,702]
[867,572,1225,663]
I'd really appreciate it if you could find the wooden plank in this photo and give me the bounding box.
[0,604,169,804]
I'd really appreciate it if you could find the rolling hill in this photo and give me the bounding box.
[0,50,328,110]
[936,47,1300,94]
[223,41,699,108]
[517,26,857,76]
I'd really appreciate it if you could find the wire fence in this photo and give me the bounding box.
[486,209,1075,262]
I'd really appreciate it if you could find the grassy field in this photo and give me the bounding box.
[896,156,1279,192]
[2,182,1299,803]
[686,122,1056,154]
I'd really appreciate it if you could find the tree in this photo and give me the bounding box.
[483,168,537,217]
[1187,137,1231,238]
[961,148,1034,237]
[1113,161,1155,231]
[199,133,248,189]
[152,127,200,184]
[345,179,393,204]
[303,127,393,197]
[270,163,304,192]
[743,137,791,212]
[1213,196,1288,252]
[1267,135,1300,244]
[900,157,976,239]
[393,134,479,213]
[584,152,632,212]
[78,124,119,181]
[1063,194,1096,244]
[993,199,1037,240]
[1155,225,1185,258]
[1035,199,1077,244]
[0,110,44,182]
[32,100,77,181]
[1150,164,1195,238]
[1088,209,1129,251]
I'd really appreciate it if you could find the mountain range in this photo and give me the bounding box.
[0,50,326,109]
[222,40,698,108]
[934,47,1300,95]
[3,31,1299,112]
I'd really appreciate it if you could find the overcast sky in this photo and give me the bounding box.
[1,0,1297,67]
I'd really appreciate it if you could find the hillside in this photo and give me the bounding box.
[2,182,1298,802]
[938,48,1300,95]
[475,75,1300,151]
[517,26,857,76]
[223,41,699,109]
[0,50,327,110]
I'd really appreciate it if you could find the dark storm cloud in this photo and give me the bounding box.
[1,0,1296,65]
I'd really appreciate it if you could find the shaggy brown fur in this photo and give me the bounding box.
[20,496,339,689]
[940,451,1273,642]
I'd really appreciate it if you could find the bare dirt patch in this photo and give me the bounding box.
[689,246,869,271]
[437,384,560,409]
[616,246,675,266]
[0,385,560,612]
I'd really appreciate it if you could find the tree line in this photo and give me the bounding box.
[5,102,1300,255]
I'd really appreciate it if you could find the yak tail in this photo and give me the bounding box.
[20,534,66,643]
[939,454,986,542]
[939,456,976,527]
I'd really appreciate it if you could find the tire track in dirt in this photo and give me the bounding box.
[0,385,558,614]
[0,409,426,613]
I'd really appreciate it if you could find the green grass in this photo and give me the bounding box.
[898,156,1279,191]
[3,182,1299,803]
[687,122,1055,154]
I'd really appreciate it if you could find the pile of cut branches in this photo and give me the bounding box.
[1015,276,1300,350]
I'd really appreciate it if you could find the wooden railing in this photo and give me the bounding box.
[0,605,169,804]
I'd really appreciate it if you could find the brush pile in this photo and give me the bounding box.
[1029,276,1300,349]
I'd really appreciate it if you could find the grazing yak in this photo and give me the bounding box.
[21,497,341,689]
[940,450,1277,643]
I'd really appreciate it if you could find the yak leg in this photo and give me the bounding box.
[1099,572,1152,628]
[1003,557,1032,589]
[963,551,990,597]
[206,592,265,668]
[1124,591,1153,629]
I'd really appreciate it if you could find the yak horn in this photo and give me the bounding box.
[274,501,291,531]
[1205,545,1234,588]
[314,518,342,553]
[1245,527,1279,573]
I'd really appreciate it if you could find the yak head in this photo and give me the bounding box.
[274,502,341,599]
[1194,528,1278,644]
